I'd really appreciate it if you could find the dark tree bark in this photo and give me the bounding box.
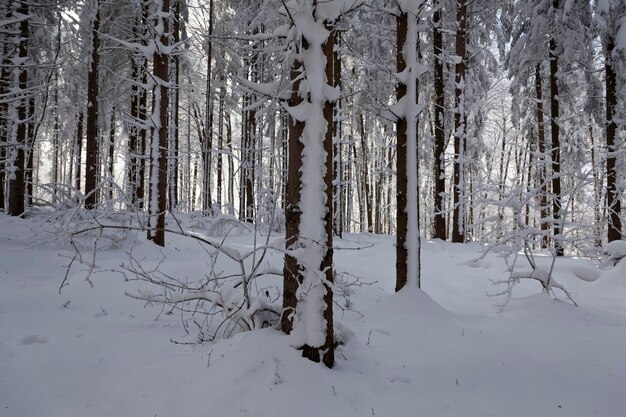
[0,0,13,212]
[7,1,28,216]
[452,0,467,243]
[108,107,115,200]
[147,0,170,247]
[432,7,446,240]
[534,64,550,248]
[396,10,408,291]
[75,112,83,193]
[282,20,336,368]
[128,55,140,206]
[359,114,373,233]
[549,34,563,255]
[605,34,622,242]
[169,0,181,210]
[333,30,342,237]
[85,3,100,210]
[202,0,214,215]
[281,58,304,335]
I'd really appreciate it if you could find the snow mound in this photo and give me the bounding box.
[571,266,600,282]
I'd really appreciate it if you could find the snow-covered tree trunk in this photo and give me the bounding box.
[395,0,423,291]
[281,0,350,368]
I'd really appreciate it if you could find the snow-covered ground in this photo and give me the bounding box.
[1,212,625,417]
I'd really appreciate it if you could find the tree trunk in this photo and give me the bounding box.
[7,1,28,216]
[432,7,446,240]
[534,63,550,247]
[549,34,563,255]
[202,0,214,215]
[605,34,622,242]
[108,107,115,200]
[282,17,336,368]
[75,112,83,193]
[147,0,170,247]
[452,0,467,243]
[85,3,100,210]
[395,6,421,291]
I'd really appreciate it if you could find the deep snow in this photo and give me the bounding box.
[1,212,625,417]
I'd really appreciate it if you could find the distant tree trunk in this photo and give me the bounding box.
[534,63,550,248]
[359,114,373,232]
[549,33,563,256]
[169,0,181,210]
[226,114,234,211]
[7,1,28,216]
[75,112,83,193]
[147,0,170,247]
[216,75,224,209]
[202,0,214,215]
[108,107,115,200]
[25,96,34,207]
[452,0,467,243]
[432,7,446,240]
[605,34,622,242]
[128,55,140,206]
[85,3,100,210]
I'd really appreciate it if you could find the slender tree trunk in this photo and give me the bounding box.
[108,107,115,200]
[534,64,550,247]
[226,114,234,211]
[170,0,181,210]
[216,77,224,209]
[432,7,446,240]
[128,55,140,206]
[202,0,214,215]
[549,34,563,256]
[359,114,373,232]
[605,34,622,242]
[395,7,421,291]
[75,112,83,193]
[333,31,343,237]
[452,0,467,243]
[85,3,100,210]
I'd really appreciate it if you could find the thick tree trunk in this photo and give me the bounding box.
[432,7,446,240]
[0,0,12,212]
[282,17,336,368]
[281,60,304,335]
[147,0,170,247]
[8,1,28,216]
[452,0,467,243]
[605,35,622,242]
[396,11,408,290]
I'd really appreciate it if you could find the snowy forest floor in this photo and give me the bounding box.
[1,211,625,417]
